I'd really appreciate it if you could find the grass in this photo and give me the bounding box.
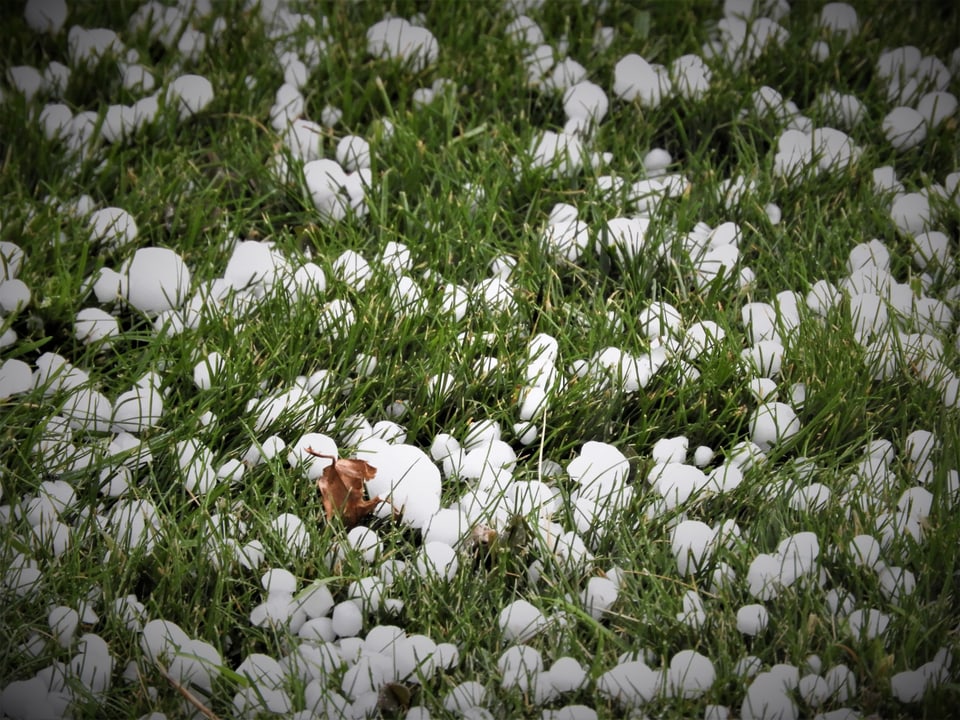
[1,0,959,718]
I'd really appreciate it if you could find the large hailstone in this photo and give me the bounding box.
[122,247,191,315]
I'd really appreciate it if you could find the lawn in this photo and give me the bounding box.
[0,0,959,718]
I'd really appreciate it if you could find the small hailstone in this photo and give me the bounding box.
[498,645,543,691]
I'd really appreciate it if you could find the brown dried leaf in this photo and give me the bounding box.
[305,447,381,527]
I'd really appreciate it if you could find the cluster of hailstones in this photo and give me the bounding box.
[3,403,953,718]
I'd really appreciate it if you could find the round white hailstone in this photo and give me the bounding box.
[88,207,137,250]
[499,599,547,643]
[638,301,682,340]
[518,385,548,422]
[671,54,711,99]
[303,159,350,222]
[846,608,889,640]
[603,216,650,262]
[904,429,936,465]
[891,669,925,703]
[423,508,468,547]
[261,568,296,595]
[740,340,784,379]
[671,520,716,576]
[736,604,769,636]
[0,358,33,399]
[596,660,661,707]
[692,445,714,467]
[431,642,460,671]
[613,53,665,106]
[667,649,715,699]
[39,102,73,139]
[813,127,859,171]
[848,293,889,343]
[498,645,543,691]
[48,605,79,647]
[819,3,858,38]
[336,135,371,172]
[898,486,933,521]
[416,541,458,581]
[883,106,927,151]
[123,247,191,315]
[427,373,455,401]
[747,553,783,600]
[910,231,951,270]
[878,565,916,604]
[776,680,825,716]
[541,218,590,263]
[848,239,890,273]
[749,401,800,451]
[345,526,381,563]
[562,81,608,123]
[295,581,335,619]
[443,681,487,714]
[283,118,323,163]
[548,657,587,693]
[788,483,831,513]
[366,18,438,71]
[527,130,585,177]
[74,308,119,345]
[112,385,164,433]
[63,387,113,432]
[850,535,880,568]
[505,15,544,46]
[25,0,68,33]
[805,279,840,315]
[652,436,688,464]
[167,74,214,119]
[651,462,707,509]
[270,512,309,555]
[643,148,672,175]
[298,617,336,643]
[317,298,355,338]
[748,377,778,402]
[7,65,43,101]
[741,674,798,720]
[192,352,224,390]
[581,576,618,620]
[463,418,502,450]
[330,600,363,638]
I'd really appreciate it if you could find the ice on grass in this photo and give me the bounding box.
[749,401,801,450]
[166,74,214,119]
[443,681,487,714]
[737,604,769,636]
[596,659,661,707]
[613,53,669,107]
[362,443,440,528]
[0,358,34,400]
[121,247,191,316]
[819,3,859,39]
[499,599,548,642]
[112,383,164,433]
[562,81,608,124]
[526,130,587,177]
[498,644,543,691]
[580,576,618,619]
[846,608,890,640]
[741,671,799,720]
[671,520,716,576]
[415,541,458,581]
[917,91,957,127]
[667,649,715,699]
[882,106,927,151]
[88,207,138,251]
[366,17,438,72]
[650,462,708,510]
[270,512,309,555]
